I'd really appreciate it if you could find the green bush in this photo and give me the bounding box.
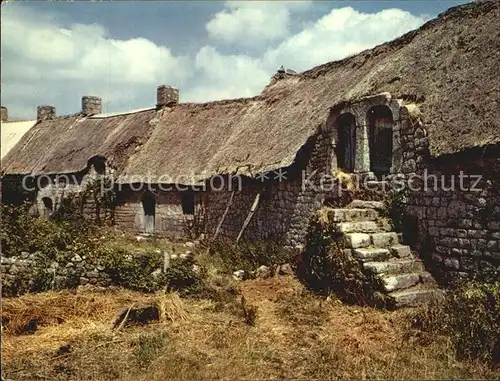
[1,201,98,260]
[99,249,205,296]
[411,279,500,365]
[381,187,410,232]
[297,210,385,306]
[205,237,294,273]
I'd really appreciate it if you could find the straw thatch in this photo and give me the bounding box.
[1,109,155,175]
[121,1,500,183]
[2,1,498,183]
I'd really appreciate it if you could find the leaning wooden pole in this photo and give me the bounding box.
[213,190,235,241]
[236,193,261,244]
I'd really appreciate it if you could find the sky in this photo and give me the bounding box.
[1,0,468,119]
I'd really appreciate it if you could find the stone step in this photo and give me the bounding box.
[327,208,378,223]
[376,218,394,232]
[363,259,426,275]
[389,287,445,308]
[390,244,413,258]
[352,247,390,262]
[348,199,385,211]
[370,232,399,248]
[379,272,423,292]
[336,221,379,234]
[344,233,371,249]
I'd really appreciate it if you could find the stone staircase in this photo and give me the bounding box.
[332,200,443,308]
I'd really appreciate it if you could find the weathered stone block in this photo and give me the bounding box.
[344,233,371,249]
[352,247,390,262]
[371,232,399,248]
[379,273,421,292]
[444,257,460,270]
[428,227,440,236]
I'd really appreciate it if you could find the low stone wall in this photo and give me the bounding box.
[1,252,112,295]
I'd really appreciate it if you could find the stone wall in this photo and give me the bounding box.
[114,126,340,246]
[405,155,500,279]
[34,160,114,221]
[1,252,112,295]
[115,188,196,237]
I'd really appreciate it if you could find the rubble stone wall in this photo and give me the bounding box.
[1,252,112,294]
[406,155,500,279]
[114,126,340,246]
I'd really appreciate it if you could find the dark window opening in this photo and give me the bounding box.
[94,159,106,174]
[402,215,419,248]
[39,177,49,189]
[368,105,394,178]
[42,197,53,217]
[142,191,156,216]
[181,192,195,215]
[336,113,356,172]
[142,191,156,233]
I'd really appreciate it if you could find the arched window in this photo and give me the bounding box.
[336,113,356,172]
[41,197,53,218]
[142,191,156,233]
[368,105,393,178]
[89,156,106,175]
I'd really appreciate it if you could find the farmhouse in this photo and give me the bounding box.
[1,1,499,283]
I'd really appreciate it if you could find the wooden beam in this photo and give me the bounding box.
[236,193,260,244]
[212,190,235,241]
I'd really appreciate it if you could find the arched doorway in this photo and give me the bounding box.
[336,113,356,172]
[41,197,53,218]
[142,191,156,233]
[368,105,393,178]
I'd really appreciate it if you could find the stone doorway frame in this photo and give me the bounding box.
[327,92,403,176]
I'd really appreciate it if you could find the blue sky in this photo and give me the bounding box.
[1,0,468,119]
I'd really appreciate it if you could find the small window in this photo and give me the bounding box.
[93,159,106,174]
[41,197,53,217]
[89,156,106,175]
[181,192,195,215]
[39,176,49,189]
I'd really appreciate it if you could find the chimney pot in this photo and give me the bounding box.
[157,85,179,108]
[37,105,56,121]
[82,96,102,116]
[1,106,7,122]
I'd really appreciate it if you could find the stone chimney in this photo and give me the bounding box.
[37,105,56,121]
[156,85,179,108]
[1,106,7,122]
[82,96,102,116]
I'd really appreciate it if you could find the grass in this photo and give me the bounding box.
[2,276,498,381]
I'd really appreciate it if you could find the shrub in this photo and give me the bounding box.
[204,238,294,273]
[381,186,410,232]
[240,296,258,326]
[1,201,98,260]
[410,279,500,365]
[99,249,205,296]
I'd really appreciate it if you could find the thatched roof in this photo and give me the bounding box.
[122,1,499,183]
[2,1,499,183]
[1,110,155,175]
[1,120,37,159]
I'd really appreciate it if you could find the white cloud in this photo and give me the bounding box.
[1,3,428,119]
[195,6,427,101]
[263,7,427,72]
[184,46,269,101]
[1,5,192,118]
[206,1,312,47]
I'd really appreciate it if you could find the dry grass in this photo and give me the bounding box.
[102,227,191,255]
[2,277,498,380]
